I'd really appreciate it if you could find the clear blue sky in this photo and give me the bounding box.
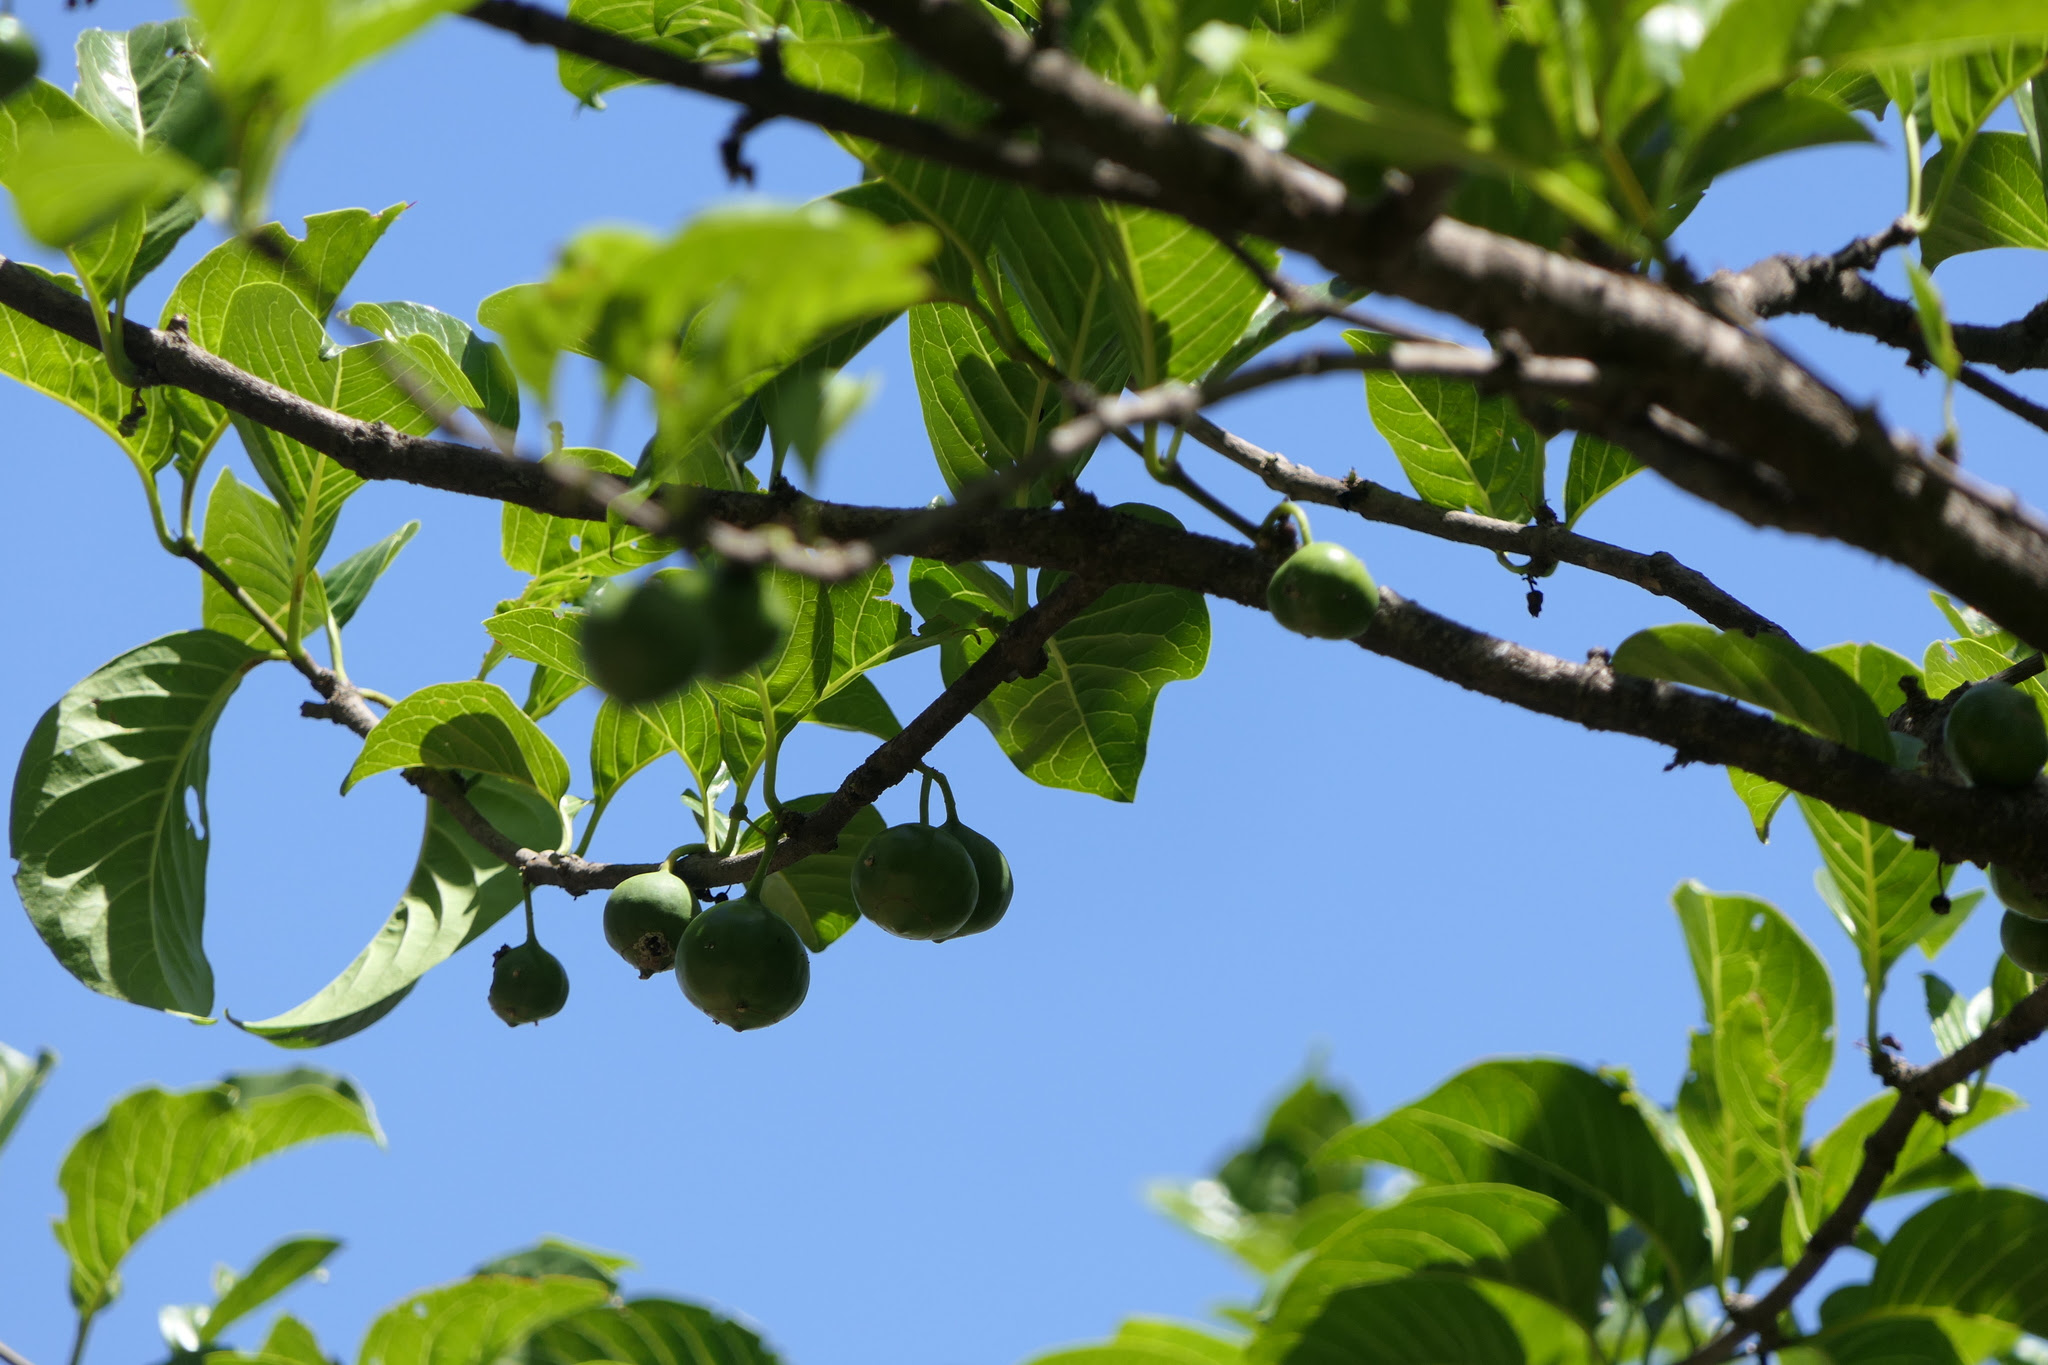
[3,10,2046,1365]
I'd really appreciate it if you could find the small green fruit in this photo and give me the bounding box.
[580,569,708,704]
[604,870,697,977]
[935,819,1014,940]
[489,940,570,1026]
[852,823,980,940]
[702,564,787,677]
[0,17,38,104]
[2001,909,2048,974]
[1267,542,1379,640]
[677,895,810,1030]
[1944,681,2048,789]
[1990,864,2048,922]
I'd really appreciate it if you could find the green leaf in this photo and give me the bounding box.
[343,300,521,441]
[809,674,902,739]
[1815,642,1919,718]
[358,1276,613,1365]
[1923,636,2048,718]
[322,521,420,629]
[1347,330,1545,522]
[1929,591,2019,655]
[3,117,204,248]
[1207,276,1367,384]
[190,0,467,126]
[11,630,265,1016]
[233,779,569,1047]
[165,206,407,351]
[201,1237,344,1345]
[1264,1277,1590,1365]
[1799,796,1950,994]
[1932,40,2047,157]
[1320,1058,1712,1287]
[590,688,723,814]
[555,0,756,105]
[1672,883,1833,1249]
[1562,432,1640,526]
[1099,207,1272,387]
[1678,90,1875,193]
[484,608,588,682]
[1922,971,1991,1057]
[1031,1319,1244,1365]
[476,1236,631,1289]
[1923,133,2048,268]
[498,448,671,608]
[1863,1189,2048,1336]
[525,1295,782,1365]
[759,798,885,950]
[1727,769,1791,843]
[1611,625,1894,760]
[930,571,1210,801]
[995,191,1134,391]
[1993,951,2035,1020]
[344,682,572,801]
[1918,887,1983,960]
[199,469,331,647]
[1904,258,1963,380]
[0,1042,56,1158]
[909,302,1071,493]
[55,1070,381,1317]
[853,151,1010,301]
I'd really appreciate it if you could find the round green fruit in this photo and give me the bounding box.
[0,17,38,104]
[1990,864,2048,922]
[702,565,787,677]
[489,940,570,1026]
[604,870,697,977]
[934,819,1014,940]
[2001,909,2048,974]
[852,823,979,940]
[677,895,810,1030]
[1267,542,1379,640]
[1943,681,2048,789]
[580,569,708,704]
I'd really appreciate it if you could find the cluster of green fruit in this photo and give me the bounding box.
[580,562,787,705]
[1944,681,2048,975]
[0,16,37,105]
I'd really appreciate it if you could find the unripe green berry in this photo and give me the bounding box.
[1267,542,1379,640]
[851,823,979,941]
[1944,681,2048,790]
[604,870,696,976]
[677,895,810,1030]
[934,819,1014,940]
[489,940,569,1026]
[2000,909,2048,975]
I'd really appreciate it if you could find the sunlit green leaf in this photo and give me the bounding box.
[525,1293,783,1365]
[199,469,331,648]
[1348,330,1544,522]
[322,521,420,630]
[1562,432,1639,526]
[358,1275,612,1365]
[1613,625,1894,759]
[344,682,572,800]
[0,1041,56,1159]
[200,1237,343,1345]
[1800,796,1952,994]
[1924,132,2048,268]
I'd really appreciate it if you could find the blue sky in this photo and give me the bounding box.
[3,10,2047,1365]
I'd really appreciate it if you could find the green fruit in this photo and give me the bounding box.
[1990,864,2048,922]
[0,17,38,104]
[580,569,708,704]
[677,895,810,1030]
[934,819,1014,940]
[489,940,570,1026]
[2001,909,2048,974]
[1267,542,1379,640]
[1943,681,2048,789]
[604,870,697,977]
[702,564,787,677]
[851,823,979,940]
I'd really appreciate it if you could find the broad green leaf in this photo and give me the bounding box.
[1800,796,1951,993]
[322,522,420,629]
[1932,42,2047,175]
[995,191,1133,390]
[0,82,158,306]
[201,1237,344,1345]
[1207,277,1366,384]
[855,153,1009,301]
[0,1042,56,1158]
[476,1237,631,1289]
[1676,90,1875,194]
[1904,259,1963,380]
[1816,642,1919,718]
[1923,133,2048,268]
[233,779,569,1047]
[199,469,331,648]
[1923,637,2048,721]
[258,1315,334,1365]
[809,675,902,739]
[498,448,672,608]
[759,797,885,950]
[910,302,1070,493]
[357,1276,613,1365]
[1321,1058,1712,1287]
[522,666,585,722]
[556,0,757,105]
[939,576,1210,801]
[821,560,916,697]
[525,1294,781,1365]
[1612,625,1894,759]
[56,1070,381,1317]
[1256,1183,1604,1362]
[1862,1189,2048,1336]
[1807,1313,1985,1365]
[1928,591,2019,655]
[1348,330,1544,523]
[1810,5,2048,72]
[1032,1319,1243,1365]
[485,608,587,682]
[1917,887,1983,960]
[1672,884,1833,1246]
[909,557,1014,629]
[1922,971,1992,1057]
[590,688,723,814]
[1562,432,1640,526]
[165,207,407,350]
[1100,207,1272,387]
[1727,769,1791,842]
[218,279,442,562]
[11,630,264,1016]
[344,683,572,800]
[1993,952,2036,1020]
[343,300,521,441]
[1266,1276,1591,1365]
[705,571,835,786]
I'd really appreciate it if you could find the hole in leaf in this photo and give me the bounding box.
[185,786,206,841]
[1749,912,1766,932]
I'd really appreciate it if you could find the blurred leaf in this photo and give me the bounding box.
[1922,971,1992,1057]
[56,1070,380,1318]
[525,1294,782,1365]
[1613,625,1893,759]
[476,1237,631,1290]
[1727,769,1790,843]
[199,469,331,647]
[1994,952,2037,1020]
[201,1237,342,1345]
[321,522,420,629]
[0,1042,56,1158]
[359,1276,612,1365]
[4,117,204,248]
[1562,432,1640,526]
[1860,1189,2048,1335]
[1904,258,1962,380]
[344,300,521,442]
[12,631,264,1016]
[344,682,572,801]
[1929,592,2020,655]
[1348,330,1544,523]
[1923,133,2048,268]
[233,779,569,1047]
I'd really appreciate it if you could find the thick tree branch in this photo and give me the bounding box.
[1678,976,2048,1365]
[1184,414,1792,639]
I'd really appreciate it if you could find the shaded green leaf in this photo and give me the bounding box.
[56,1069,380,1317]
[1918,887,1983,960]
[1923,133,2048,268]
[1562,432,1640,526]
[808,674,901,739]
[344,300,520,441]
[233,779,569,1047]
[1348,330,1544,522]
[1800,796,1951,993]
[525,1294,782,1365]
[477,1237,630,1290]
[344,683,571,801]
[0,1041,56,1158]
[1612,625,1893,759]
[201,1237,343,1345]
[322,522,420,629]
[11,630,264,1016]
[759,796,885,950]
[1727,769,1791,843]
[1863,1189,2048,1336]
[359,1276,612,1365]
[199,469,331,647]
